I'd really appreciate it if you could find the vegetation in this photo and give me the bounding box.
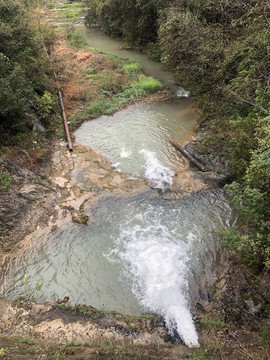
[198,316,226,328]
[84,0,167,45]
[85,0,270,270]
[70,52,162,127]
[0,0,56,142]
[0,171,12,192]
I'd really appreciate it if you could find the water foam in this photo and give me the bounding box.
[176,87,190,98]
[140,149,174,191]
[108,217,199,347]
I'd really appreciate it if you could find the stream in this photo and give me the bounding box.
[0,26,234,347]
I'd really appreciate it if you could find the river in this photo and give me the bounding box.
[0,25,234,347]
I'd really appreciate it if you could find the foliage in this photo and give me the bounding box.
[84,0,167,45]
[35,90,56,124]
[0,0,54,140]
[220,115,270,268]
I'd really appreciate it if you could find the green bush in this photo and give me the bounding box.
[35,91,55,124]
[0,0,53,139]
[84,0,167,45]
[135,76,162,93]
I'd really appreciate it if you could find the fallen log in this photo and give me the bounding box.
[169,137,207,172]
[58,88,73,152]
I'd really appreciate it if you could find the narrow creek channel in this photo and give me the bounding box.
[1,26,234,347]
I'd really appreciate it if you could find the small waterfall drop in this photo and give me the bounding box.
[140,149,174,191]
[109,221,199,347]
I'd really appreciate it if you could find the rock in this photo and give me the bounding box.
[197,171,229,185]
[185,141,234,176]
[71,208,89,224]
[245,298,263,316]
[199,289,212,302]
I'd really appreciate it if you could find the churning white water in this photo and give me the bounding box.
[140,149,174,191]
[108,222,199,346]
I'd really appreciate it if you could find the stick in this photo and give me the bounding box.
[169,137,207,172]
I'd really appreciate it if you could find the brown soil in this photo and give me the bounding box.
[51,36,92,117]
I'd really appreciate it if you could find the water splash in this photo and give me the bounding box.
[176,87,190,98]
[108,217,199,347]
[140,149,174,191]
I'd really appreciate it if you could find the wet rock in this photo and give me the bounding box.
[199,289,212,302]
[197,171,229,185]
[0,159,61,249]
[20,184,49,201]
[185,141,234,176]
[71,208,89,224]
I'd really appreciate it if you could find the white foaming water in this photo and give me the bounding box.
[176,87,190,98]
[140,149,174,191]
[108,219,199,347]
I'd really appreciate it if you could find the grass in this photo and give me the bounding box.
[19,337,34,345]
[56,7,83,22]
[66,27,87,47]
[123,62,142,73]
[0,172,12,192]
[68,52,162,127]
[198,316,226,328]
[190,346,219,360]
[134,76,162,93]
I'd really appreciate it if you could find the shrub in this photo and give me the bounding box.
[0,0,53,138]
